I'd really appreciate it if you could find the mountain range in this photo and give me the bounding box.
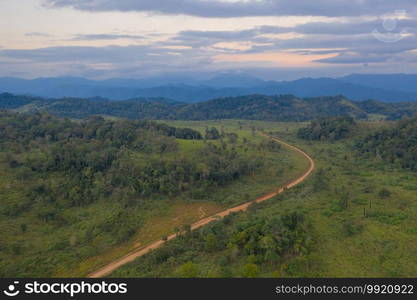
[1,74,417,103]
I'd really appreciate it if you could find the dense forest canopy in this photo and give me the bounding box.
[297,116,357,141]
[356,116,417,171]
[1,93,417,122]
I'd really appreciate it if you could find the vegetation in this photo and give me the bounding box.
[109,118,417,278]
[0,112,303,277]
[0,97,416,278]
[356,116,417,171]
[2,93,417,122]
[111,210,311,278]
[297,116,356,141]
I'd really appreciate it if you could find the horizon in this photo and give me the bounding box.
[2,72,417,82]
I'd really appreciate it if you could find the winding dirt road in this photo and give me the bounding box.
[88,135,315,278]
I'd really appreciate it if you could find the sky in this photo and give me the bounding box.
[0,0,416,80]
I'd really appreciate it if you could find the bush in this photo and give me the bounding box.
[341,219,365,237]
[176,261,199,278]
[242,263,259,278]
[378,188,392,199]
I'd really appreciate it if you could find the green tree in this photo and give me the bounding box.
[378,188,392,199]
[204,233,218,252]
[242,263,259,278]
[177,261,199,278]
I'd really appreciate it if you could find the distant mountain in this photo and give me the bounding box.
[264,78,417,102]
[340,74,417,95]
[1,74,417,103]
[199,73,266,88]
[2,93,416,122]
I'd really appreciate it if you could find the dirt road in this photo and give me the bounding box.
[88,135,315,278]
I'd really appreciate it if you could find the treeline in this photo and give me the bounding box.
[0,111,202,147]
[297,116,356,141]
[111,210,311,278]
[356,116,417,171]
[2,93,417,122]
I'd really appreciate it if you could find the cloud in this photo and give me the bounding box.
[25,32,53,37]
[175,18,417,42]
[168,16,417,65]
[0,45,166,63]
[43,0,417,18]
[71,34,145,41]
[3,4,417,78]
[0,44,215,78]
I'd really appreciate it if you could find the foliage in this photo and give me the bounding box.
[111,211,311,278]
[176,262,199,278]
[356,116,417,171]
[0,111,272,277]
[297,116,356,141]
[2,93,417,122]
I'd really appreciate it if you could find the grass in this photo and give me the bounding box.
[268,122,417,277]
[59,201,224,277]
[6,118,412,278]
[47,122,309,277]
[109,120,417,278]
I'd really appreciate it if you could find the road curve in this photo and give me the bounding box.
[88,135,315,278]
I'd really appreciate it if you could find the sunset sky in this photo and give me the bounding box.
[0,0,416,79]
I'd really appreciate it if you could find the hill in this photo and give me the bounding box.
[2,93,417,122]
[356,116,417,171]
[340,74,417,95]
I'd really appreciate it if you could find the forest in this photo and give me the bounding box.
[356,116,417,171]
[0,111,297,277]
[0,111,269,212]
[2,92,417,122]
[297,116,357,141]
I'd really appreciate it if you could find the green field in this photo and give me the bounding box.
[1,115,416,278]
[110,120,417,278]
[0,115,308,277]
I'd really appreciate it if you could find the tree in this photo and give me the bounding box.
[177,261,199,278]
[298,116,356,141]
[204,233,218,252]
[378,188,391,199]
[313,168,328,192]
[20,224,27,233]
[242,263,259,278]
[227,133,238,144]
[205,127,221,140]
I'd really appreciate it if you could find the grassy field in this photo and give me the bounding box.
[281,131,417,277]
[58,201,224,277]
[109,120,417,278]
[66,121,309,277]
[4,117,413,278]
[0,118,309,277]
